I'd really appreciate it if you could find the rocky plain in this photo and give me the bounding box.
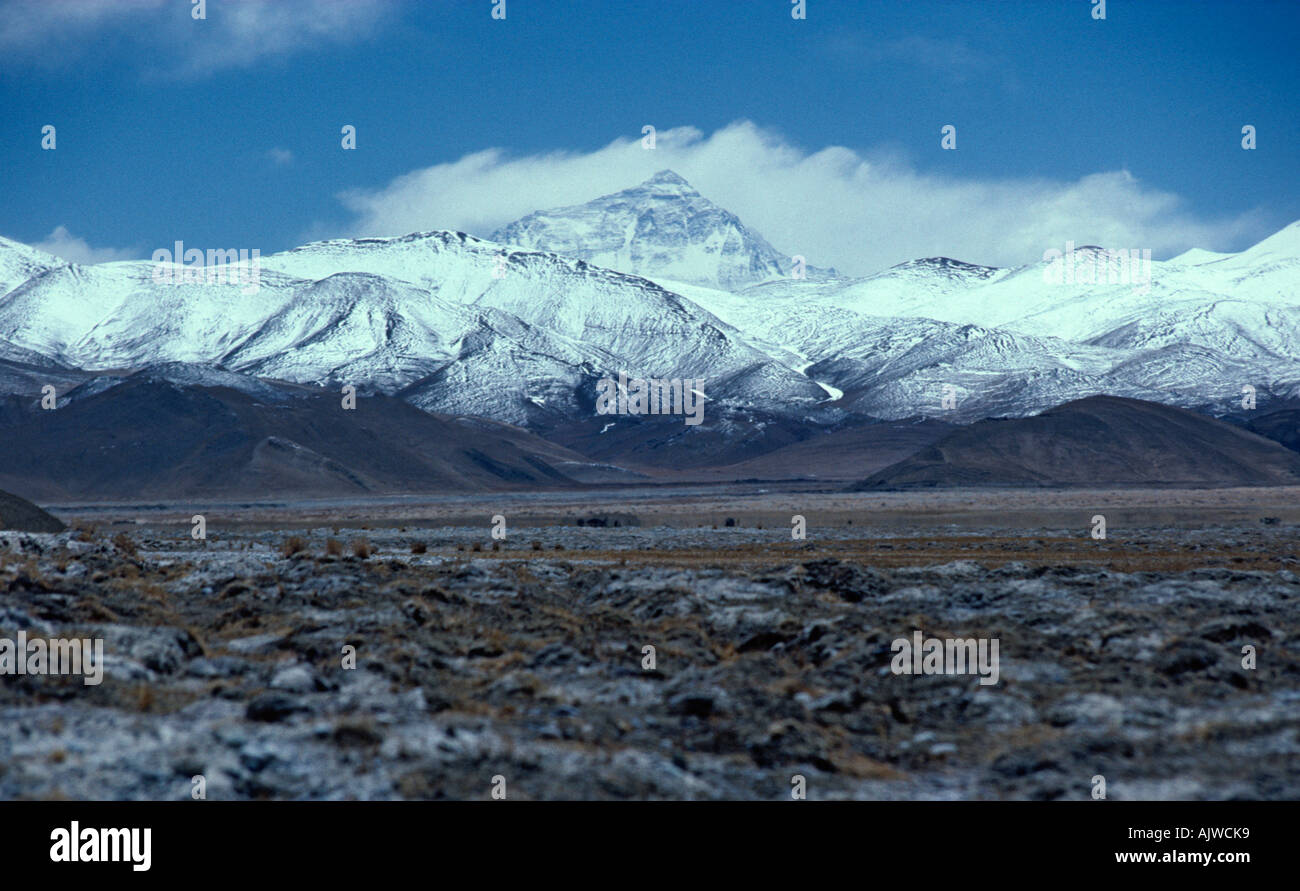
[1,487,1298,800]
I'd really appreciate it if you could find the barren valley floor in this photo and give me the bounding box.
[2,487,1298,799]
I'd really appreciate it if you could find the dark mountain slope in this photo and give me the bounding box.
[0,489,65,531]
[1244,408,1300,453]
[853,395,1300,490]
[0,376,591,501]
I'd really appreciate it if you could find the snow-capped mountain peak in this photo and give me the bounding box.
[1231,219,1300,264]
[0,236,67,298]
[638,168,699,194]
[490,170,818,289]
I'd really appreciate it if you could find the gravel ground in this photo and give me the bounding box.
[1,515,1297,800]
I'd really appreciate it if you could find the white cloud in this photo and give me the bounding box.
[0,0,397,75]
[267,147,294,166]
[0,0,163,50]
[334,121,1267,276]
[180,0,396,75]
[34,226,137,265]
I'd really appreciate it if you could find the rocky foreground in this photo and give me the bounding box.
[1,523,1298,800]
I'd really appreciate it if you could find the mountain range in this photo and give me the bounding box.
[1,171,1297,497]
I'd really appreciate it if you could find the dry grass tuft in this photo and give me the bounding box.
[111,532,138,558]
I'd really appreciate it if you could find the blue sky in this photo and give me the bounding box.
[1,0,1297,274]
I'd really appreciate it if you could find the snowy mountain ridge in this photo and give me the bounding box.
[1,175,1297,432]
